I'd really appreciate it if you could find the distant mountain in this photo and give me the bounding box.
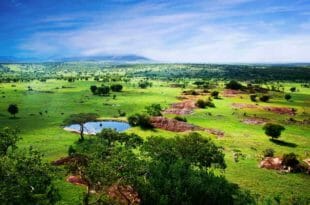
[0,55,152,63]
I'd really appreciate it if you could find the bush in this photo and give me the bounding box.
[282,153,299,170]
[68,145,76,156]
[128,114,153,129]
[263,123,285,139]
[284,94,291,101]
[145,104,162,116]
[110,84,123,92]
[263,148,275,157]
[259,95,270,102]
[97,86,110,95]
[211,91,219,99]
[290,87,296,92]
[196,99,206,108]
[90,85,97,94]
[174,116,187,122]
[250,94,257,102]
[226,80,243,90]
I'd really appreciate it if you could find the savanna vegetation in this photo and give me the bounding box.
[0,62,309,205]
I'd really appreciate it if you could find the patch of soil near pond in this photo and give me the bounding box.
[150,116,224,137]
[163,99,196,115]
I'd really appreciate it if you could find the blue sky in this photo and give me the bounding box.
[0,0,310,62]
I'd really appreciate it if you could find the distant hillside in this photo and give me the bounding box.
[0,54,151,63]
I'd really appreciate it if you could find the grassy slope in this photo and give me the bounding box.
[0,80,309,204]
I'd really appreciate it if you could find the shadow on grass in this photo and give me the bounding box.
[270,139,297,148]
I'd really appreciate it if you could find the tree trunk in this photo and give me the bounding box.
[80,124,84,141]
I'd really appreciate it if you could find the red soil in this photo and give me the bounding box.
[164,100,196,115]
[222,89,244,97]
[231,103,258,109]
[263,106,296,115]
[150,116,201,132]
[150,116,224,137]
[107,184,140,205]
[260,157,283,170]
[66,175,88,186]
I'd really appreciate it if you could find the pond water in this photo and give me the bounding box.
[64,121,131,134]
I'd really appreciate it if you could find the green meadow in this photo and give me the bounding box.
[0,64,309,204]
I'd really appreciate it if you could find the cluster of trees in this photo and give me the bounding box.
[66,130,254,204]
[90,84,123,95]
[0,128,59,204]
[196,99,215,108]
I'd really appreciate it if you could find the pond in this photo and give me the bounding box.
[64,121,131,134]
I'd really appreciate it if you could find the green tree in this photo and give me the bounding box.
[263,123,285,139]
[0,148,59,205]
[145,104,162,116]
[226,80,243,90]
[110,84,123,92]
[90,85,97,95]
[127,114,153,129]
[64,113,99,141]
[259,95,270,102]
[211,91,219,99]
[0,127,20,156]
[285,94,292,101]
[8,104,19,118]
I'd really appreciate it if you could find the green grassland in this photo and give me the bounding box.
[0,64,309,204]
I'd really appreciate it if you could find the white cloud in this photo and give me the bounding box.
[19,1,310,62]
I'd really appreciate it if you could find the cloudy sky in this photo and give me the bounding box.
[0,0,310,62]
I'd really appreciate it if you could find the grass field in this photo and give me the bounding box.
[0,77,309,204]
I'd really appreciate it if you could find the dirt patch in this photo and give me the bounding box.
[150,116,224,137]
[150,116,200,132]
[263,106,296,116]
[242,117,268,125]
[231,103,258,109]
[107,184,140,205]
[205,128,225,137]
[51,155,88,166]
[222,89,244,97]
[66,175,88,186]
[164,100,196,115]
[260,157,283,170]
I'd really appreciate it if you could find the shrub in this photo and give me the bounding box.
[128,114,153,129]
[174,116,187,122]
[196,99,206,108]
[145,104,162,116]
[226,80,243,90]
[284,94,291,101]
[211,91,219,99]
[263,123,285,139]
[263,148,275,157]
[250,94,257,102]
[290,87,296,92]
[110,84,123,92]
[259,95,270,102]
[282,153,299,170]
[90,85,97,94]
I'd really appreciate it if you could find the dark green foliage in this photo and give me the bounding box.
[196,99,206,108]
[90,85,97,94]
[68,145,76,156]
[110,84,123,92]
[263,123,285,139]
[127,114,153,129]
[174,116,187,122]
[211,90,220,99]
[97,85,110,95]
[68,132,253,204]
[145,104,162,116]
[8,104,19,118]
[285,94,292,101]
[282,153,299,169]
[250,94,257,102]
[138,81,152,89]
[226,80,243,90]
[0,148,59,205]
[117,109,126,117]
[290,87,296,92]
[263,148,275,157]
[0,128,20,156]
[259,95,270,102]
[196,99,215,108]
